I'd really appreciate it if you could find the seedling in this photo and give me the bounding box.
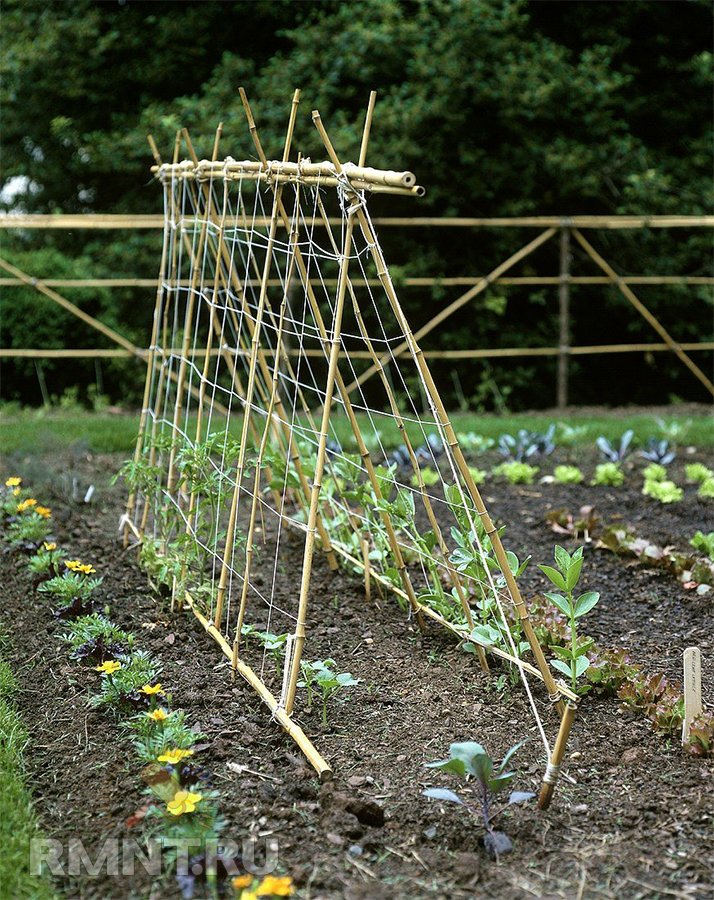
[642,479,683,504]
[61,613,134,662]
[423,740,534,857]
[539,546,599,693]
[545,506,598,542]
[697,478,714,499]
[639,438,675,465]
[553,465,584,485]
[685,463,713,485]
[298,659,359,725]
[596,430,634,462]
[498,426,555,462]
[90,650,161,712]
[38,568,103,618]
[591,462,624,487]
[690,531,714,562]
[492,461,539,485]
[642,463,667,483]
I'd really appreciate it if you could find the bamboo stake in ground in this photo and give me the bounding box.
[572,229,714,397]
[538,701,577,809]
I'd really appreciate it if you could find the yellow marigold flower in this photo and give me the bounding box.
[43,542,57,552]
[65,560,95,574]
[140,683,164,695]
[166,790,202,816]
[17,498,37,512]
[232,875,253,890]
[5,477,22,487]
[12,488,20,496]
[146,708,169,722]
[157,748,194,765]
[256,876,293,897]
[95,660,122,675]
[65,560,83,571]
[35,506,52,519]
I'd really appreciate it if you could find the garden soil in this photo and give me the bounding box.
[0,444,712,899]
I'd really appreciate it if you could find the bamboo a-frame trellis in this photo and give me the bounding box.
[124,89,578,809]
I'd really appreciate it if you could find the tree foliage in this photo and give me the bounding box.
[1,0,711,407]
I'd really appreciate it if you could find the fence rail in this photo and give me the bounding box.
[1,214,712,406]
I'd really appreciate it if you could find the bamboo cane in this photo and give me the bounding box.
[328,147,565,712]
[572,229,714,397]
[239,94,427,644]
[311,192,489,672]
[538,701,577,809]
[212,89,302,633]
[182,589,331,779]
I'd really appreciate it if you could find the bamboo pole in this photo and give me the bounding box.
[2,274,714,289]
[538,701,577,809]
[212,89,302,634]
[281,105,367,716]
[557,227,572,410]
[182,589,331,779]
[0,256,140,356]
[345,227,558,394]
[572,229,714,397]
[2,213,713,229]
[3,341,714,360]
[327,145,566,712]
[312,191,489,672]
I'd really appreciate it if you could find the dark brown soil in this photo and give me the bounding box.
[1,446,713,900]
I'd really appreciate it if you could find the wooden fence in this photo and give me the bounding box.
[1,214,712,406]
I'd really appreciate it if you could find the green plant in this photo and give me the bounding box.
[6,512,53,548]
[254,631,290,678]
[690,531,714,561]
[552,465,584,485]
[685,711,714,757]
[26,542,61,578]
[124,709,203,762]
[298,659,359,725]
[642,479,683,503]
[698,477,714,499]
[37,570,103,617]
[642,463,667,483]
[90,650,161,712]
[618,673,685,736]
[538,546,599,693]
[585,647,642,697]
[61,614,134,662]
[423,740,533,857]
[591,462,624,487]
[411,467,440,487]
[467,466,487,485]
[684,463,713,484]
[492,461,539,484]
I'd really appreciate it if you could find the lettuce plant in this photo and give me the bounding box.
[553,465,584,485]
[539,546,599,693]
[685,463,713,484]
[61,613,134,662]
[591,463,624,487]
[642,463,667,483]
[698,477,714,499]
[423,740,533,857]
[492,461,539,485]
[690,531,714,561]
[642,479,683,503]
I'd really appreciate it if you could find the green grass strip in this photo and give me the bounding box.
[0,407,712,455]
[0,628,59,900]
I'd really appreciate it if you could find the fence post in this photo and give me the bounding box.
[557,223,572,409]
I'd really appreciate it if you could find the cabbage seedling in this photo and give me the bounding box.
[423,740,534,857]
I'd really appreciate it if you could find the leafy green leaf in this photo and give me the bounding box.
[539,565,567,591]
[422,787,465,805]
[575,591,600,617]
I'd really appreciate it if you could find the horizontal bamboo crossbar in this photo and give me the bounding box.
[2,214,713,229]
[2,274,712,288]
[3,341,712,360]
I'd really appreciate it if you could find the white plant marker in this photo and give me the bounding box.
[682,646,702,744]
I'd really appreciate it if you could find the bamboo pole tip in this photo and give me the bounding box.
[311,110,321,121]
